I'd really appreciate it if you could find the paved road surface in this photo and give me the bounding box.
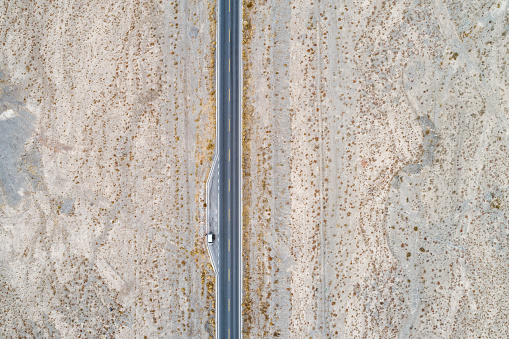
[216,0,241,337]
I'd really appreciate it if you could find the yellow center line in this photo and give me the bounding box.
[228,238,230,252]
[228,208,230,221]
[229,88,230,101]
[228,268,230,281]
[229,119,230,131]
[229,0,230,12]
[229,148,230,161]
[228,298,230,311]
[229,58,230,72]
[228,179,230,191]
[228,329,230,339]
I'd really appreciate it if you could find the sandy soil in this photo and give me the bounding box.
[242,0,509,337]
[1,0,507,337]
[0,0,216,337]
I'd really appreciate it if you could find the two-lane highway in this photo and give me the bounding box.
[216,0,241,337]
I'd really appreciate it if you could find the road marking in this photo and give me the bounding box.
[229,29,230,42]
[229,88,230,101]
[229,148,230,161]
[229,59,230,72]
[229,179,230,191]
[228,269,230,281]
[228,298,230,311]
[229,119,230,131]
[228,208,230,221]
[228,329,230,339]
[229,0,230,12]
[228,238,230,251]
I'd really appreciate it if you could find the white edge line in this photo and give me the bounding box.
[206,2,221,274]
[238,0,243,335]
[207,0,222,336]
[205,151,219,275]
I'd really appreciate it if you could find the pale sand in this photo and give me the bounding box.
[242,0,509,337]
[0,0,216,337]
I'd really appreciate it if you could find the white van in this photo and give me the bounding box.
[207,232,215,243]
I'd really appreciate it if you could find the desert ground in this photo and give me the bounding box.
[242,0,509,337]
[0,0,217,337]
[1,0,508,338]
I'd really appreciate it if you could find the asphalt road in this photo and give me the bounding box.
[216,0,241,337]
